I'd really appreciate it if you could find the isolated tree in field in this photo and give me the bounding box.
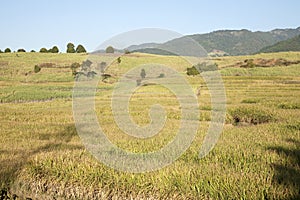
[105,46,114,53]
[117,57,121,64]
[76,44,87,53]
[66,43,75,53]
[39,48,48,53]
[30,50,35,52]
[50,46,59,53]
[17,49,26,52]
[4,48,11,53]
[140,68,146,79]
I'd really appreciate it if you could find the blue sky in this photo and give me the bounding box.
[1,0,299,52]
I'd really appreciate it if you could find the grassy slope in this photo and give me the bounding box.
[0,52,299,199]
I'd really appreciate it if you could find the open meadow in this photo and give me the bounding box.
[0,52,299,199]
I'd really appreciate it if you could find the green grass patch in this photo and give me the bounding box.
[229,106,275,125]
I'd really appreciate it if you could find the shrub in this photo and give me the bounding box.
[50,46,59,53]
[17,49,26,52]
[286,123,300,131]
[241,99,259,104]
[34,65,41,73]
[278,103,300,109]
[39,48,48,53]
[140,69,146,79]
[4,48,11,53]
[187,62,218,76]
[229,106,275,125]
[70,62,80,76]
[76,44,87,53]
[124,49,131,54]
[105,46,114,53]
[117,57,121,64]
[67,43,75,53]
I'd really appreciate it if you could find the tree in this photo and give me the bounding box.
[39,48,48,53]
[0,49,2,53]
[76,44,87,53]
[105,46,114,53]
[4,48,11,53]
[140,69,146,79]
[117,57,121,64]
[67,43,75,53]
[30,50,36,52]
[50,46,59,53]
[17,49,26,52]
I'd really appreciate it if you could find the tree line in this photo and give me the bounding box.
[0,43,86,53]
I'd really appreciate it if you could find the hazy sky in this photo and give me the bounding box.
[1,0,299,52]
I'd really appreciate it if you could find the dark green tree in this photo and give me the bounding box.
[17,49,26,52]
[4,48,11,53]
[105,46,114,53]
[76,44,87,53]
[50,46,59,53]
[67,43,75,53]
[0,49,2,53]
[39,48,48,53]
[30,50,36,52]
[117,57,121,64]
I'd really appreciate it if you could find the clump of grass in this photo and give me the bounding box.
[229,106,275,125]
[286,122,300,131]
[241,99,260,104]
[278,103,300,109]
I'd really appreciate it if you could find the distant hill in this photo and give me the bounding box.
[130,27,300,56]
[258,34,300,53]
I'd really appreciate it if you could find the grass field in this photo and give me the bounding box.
[0,52,299,199]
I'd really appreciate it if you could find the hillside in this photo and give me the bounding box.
[130,27,300,56]
[258,34,300,53]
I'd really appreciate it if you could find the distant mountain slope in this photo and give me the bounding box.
[130,27,300,56]
[258,34,300,53]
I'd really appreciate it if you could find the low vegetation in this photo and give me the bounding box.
[0,52,299,199]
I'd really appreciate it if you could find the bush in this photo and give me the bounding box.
[105,46,114,53]
[4,48,11,53]
[67,43,75,53]
[39,48,48,53]
[76,44,87,53]
[34,65,41,73]
[140,69,146,79]
[229,106,275,125]
[187,62,218,76]
[278,103,300,109]
[241,99,260,104]
[50,46,59,53]
[17,49,26,52]
[70,62,81,76]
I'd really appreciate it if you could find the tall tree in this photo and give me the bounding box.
[76,44,87,53]
[66,43,75,53]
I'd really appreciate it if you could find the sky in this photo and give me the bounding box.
[0,0,299,52]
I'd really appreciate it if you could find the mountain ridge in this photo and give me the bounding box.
[128,27,300,56]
